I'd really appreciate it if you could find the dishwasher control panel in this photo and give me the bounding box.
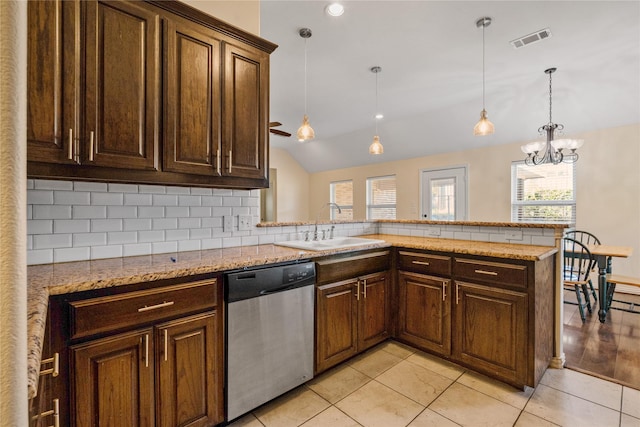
[283,263,315,284]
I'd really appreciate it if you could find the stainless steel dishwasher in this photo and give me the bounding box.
[225,261,315,421]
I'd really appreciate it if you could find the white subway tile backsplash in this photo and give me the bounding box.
[179,195,201,206]
[165,229,189,241]
[73,233,107,247]
[139,184,166,194]
[152,194,178,206]
[27,235,33,250]
[258,234,275,245]
[123,243,152,257]
[91,245,123,259]
[201,238,222,249]
[123,218,152,231]
[28,190,54,205]
[27,205,32,220]
[108,231,138,245]
[191,188,213,196]
[202,217,222,228]
[74,182,108,192]
[34,234,72,250]
[223,196,242,207]
[33,205,72,220]
[91,219,123,232]
[152,241,177,254]
[213,189,233,196]
[166,186,190,195]
[124,193,152,206]
[138,230,165,243]
[139,206,165,218]
[54,219,90,234]
[189,207,212,218]
[108,183,138,193]
[73,206,106,219]
[27,179,34,189]
[166,207,189,218]
[152,218,178,230]
[178,240,200,251]
[34,179,73,190]
[202,196,223,206]
[189,228,211,239]
[178,218,201,229]
[28,249,53,265]
[107,206,137,219]
[91,192,124,206]
[54,247,90,263]
[241,236,259,246]
[54,191,90,205]
[222,237,242,248]
[28,220,53,235]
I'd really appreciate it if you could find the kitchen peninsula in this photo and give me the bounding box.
[28,220,564,425]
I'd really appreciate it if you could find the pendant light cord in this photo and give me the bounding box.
[482,21,486,110]
[375,70,379,134]
[548,70,553,125]
[304,38,308,115]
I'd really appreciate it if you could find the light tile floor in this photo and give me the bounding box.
[229,341,640,427]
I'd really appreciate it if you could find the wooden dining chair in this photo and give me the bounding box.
[563,237,597,322]
[565,230,600,304]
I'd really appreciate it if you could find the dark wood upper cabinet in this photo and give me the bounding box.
[27,0,81,165]
[27,0,277,189]
[222,43,269,181]
[84,0,160,170]
[163,17,222,176]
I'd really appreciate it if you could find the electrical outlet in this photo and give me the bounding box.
[223,215,234,232]
[426,227,441,237]
[238,215,252,231]
[505,229,523,240]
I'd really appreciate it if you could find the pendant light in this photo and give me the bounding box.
[474,17,495,136]
[369,66,384,155]
[297,28,315,142]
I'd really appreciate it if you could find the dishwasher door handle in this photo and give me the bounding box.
[259,284,297,295]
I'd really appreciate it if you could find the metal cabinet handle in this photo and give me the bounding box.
[89,131,95,161]
[442,282,447,302]
[137,301,174,312]
[456,283,460,305]
[362,279,367,298]
[164,329,168,362]
[474,269,498,276]
[144,334,149,368]
[67,129,74,160]
[228,150,232,173]
[31,398,59,427]
[412,260,430,266]
[39,353,59,377]
[355,280,360,301]
[216,149,221,174]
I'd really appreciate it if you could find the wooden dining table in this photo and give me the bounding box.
[587,244,634,322]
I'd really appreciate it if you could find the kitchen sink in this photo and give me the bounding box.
[275,236,386,251]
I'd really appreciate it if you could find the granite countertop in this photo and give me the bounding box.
[27,234,557,398]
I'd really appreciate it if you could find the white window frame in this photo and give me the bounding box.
[329,180,353,220]
[366,175,396,220]
[511,161,576,224]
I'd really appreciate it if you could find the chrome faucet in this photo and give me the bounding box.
[314,203,342,240]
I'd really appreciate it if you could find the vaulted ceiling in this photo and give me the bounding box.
[260,1,640,173]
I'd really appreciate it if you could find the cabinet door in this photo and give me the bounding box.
[164,18,222,176]
[156,311,222,427]
[453,281,528,386]
[71,328,155,427]
[398,271,451,355]
[27,0,81,165]
[222,42,269,181]
[84,0,159,170]
[358,272,390,351]
[316,279,359,373]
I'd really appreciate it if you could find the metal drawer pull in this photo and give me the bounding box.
[363,279,367,298]
[164,329,168,362]
[144,334,149,368]
[442,282,447,302]
[228,150,233,173]
[39,353,59,377]
[31,398,59,427]
[474,269,498,276]
[67,129,74,160]
[138,300,175,312]
[216,149,221,174]
[412,261,430,266]
[89,131,95,161]
[356,280,360,301]
[456,283,460,304]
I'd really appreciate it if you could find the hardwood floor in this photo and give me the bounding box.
[563,291,640,390]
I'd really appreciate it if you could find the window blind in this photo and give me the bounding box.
[366,175,396,220]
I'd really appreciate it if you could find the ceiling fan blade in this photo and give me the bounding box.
[270,128,291,137]
[269,121,282,127]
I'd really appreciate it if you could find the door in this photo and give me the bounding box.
[163,17,222,176]
[316,279,359,373]
[397,271,451,355]
[71,328,155,427]
[453,281,527,385]
[358,272,390,350]
[27,0,81,165]
[84,0,160,170]
[421,167,467,220]
[156,312,221,427]
[222,42,269,181]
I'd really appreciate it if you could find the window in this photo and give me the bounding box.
[330,180,353,220]
[511,161,576,223]
[367,175,396,219]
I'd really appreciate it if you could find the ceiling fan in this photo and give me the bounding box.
[269,121,291,137]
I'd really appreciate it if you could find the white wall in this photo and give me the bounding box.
[181,0,260,35]
[309,123,640,277]
[270,148,310,222]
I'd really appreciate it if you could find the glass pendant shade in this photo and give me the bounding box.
[297,114,315,142]
[369,135,383,155]
[473,109,495,136]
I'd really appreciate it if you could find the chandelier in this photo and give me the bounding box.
[521,68,583,165]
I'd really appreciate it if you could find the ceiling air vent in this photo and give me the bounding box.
[510,28,552,49]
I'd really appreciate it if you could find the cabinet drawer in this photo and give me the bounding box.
[69,278,218,340]
[398,251,451,277]
[316,250,390,285]
[454,258,527,289]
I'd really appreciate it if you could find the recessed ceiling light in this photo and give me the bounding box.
[375,113,384,119]
[325,3,344,17]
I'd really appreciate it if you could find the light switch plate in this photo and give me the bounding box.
[238,215,252,231]
[223,215,234,232]
[505,229,523,240]
[426,227,441,237]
